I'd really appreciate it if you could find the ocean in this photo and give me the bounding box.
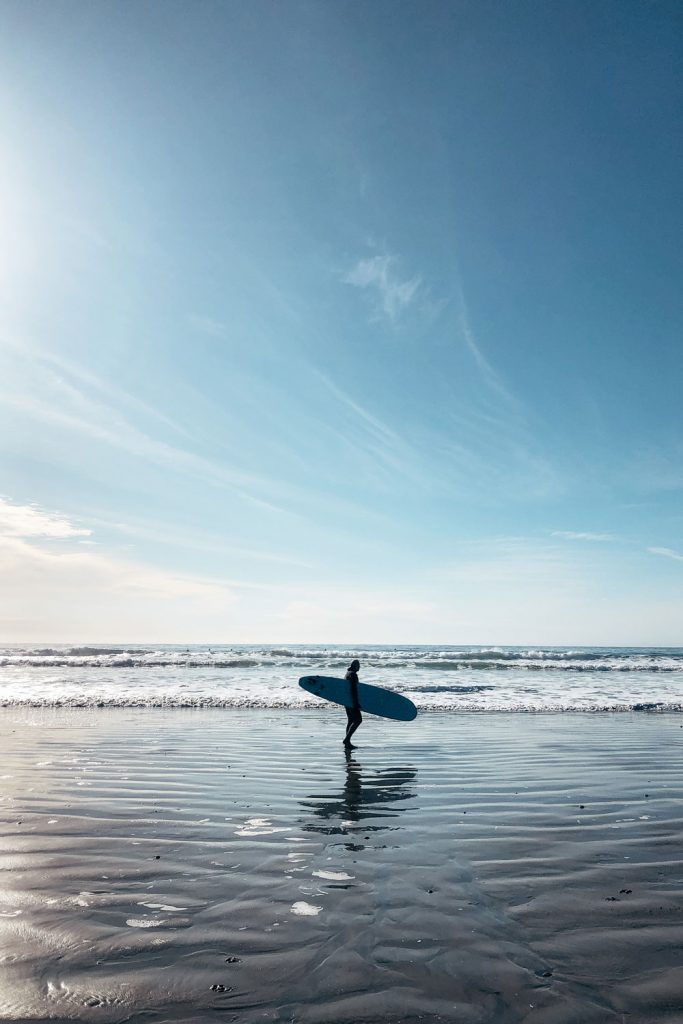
[1,644,682,711]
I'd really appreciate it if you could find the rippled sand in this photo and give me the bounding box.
[1,709,682,1023]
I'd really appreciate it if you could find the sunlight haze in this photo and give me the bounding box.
[1,0,681,644]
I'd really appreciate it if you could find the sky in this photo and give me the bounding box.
[0,0,682,645]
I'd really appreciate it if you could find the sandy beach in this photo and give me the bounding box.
[1,708,682,1023]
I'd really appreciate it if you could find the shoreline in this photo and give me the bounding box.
[1,709,682,1022]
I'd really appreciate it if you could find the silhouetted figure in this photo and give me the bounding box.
[343,658,362,747]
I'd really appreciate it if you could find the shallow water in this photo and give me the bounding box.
[1,709,682,1022]
[1,644,683,711]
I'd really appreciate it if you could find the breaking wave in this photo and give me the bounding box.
[1,644,682,712]
[1,645,682,673]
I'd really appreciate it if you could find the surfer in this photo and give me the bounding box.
[343,659,362,747]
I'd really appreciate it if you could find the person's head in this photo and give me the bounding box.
[349,659,360,672]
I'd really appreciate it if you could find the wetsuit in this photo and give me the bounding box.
[344,666,362,744]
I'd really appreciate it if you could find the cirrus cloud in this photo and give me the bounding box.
[344,254,421,322]
[552,531,616,542]
[647,546,683,563]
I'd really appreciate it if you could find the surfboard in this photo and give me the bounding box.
[299,675,417,722]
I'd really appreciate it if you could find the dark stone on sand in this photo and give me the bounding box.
[210,983,231,992]
[620,889,632,894]
[225,956,240,963]
[605,896,620,901]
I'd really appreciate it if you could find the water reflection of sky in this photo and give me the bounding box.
[299,751,417,849]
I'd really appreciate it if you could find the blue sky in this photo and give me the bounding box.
[1,0,682,643]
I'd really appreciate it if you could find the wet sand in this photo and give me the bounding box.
[1,708,682,1023]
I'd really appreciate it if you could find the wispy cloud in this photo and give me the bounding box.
[102,517,318,569]
[436,536,581,588]
[0,531,240,642]
[7,385,284,510]
[552,531,616,542]
[344,254,421,322]
[455,279,520,410]
[0,497,91,539]
[1,333,192,440]
[318,372,402,448]
[1,336,372,522]
[312,369,429,489]
[439,275,566,501]
[647,546,683,563]
[0,499,253,641]
[0,339,288,514]
[0,501,427,642]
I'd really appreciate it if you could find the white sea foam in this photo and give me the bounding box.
[291,901,322,916]
[312,870,354,881]
[0,644,681,712]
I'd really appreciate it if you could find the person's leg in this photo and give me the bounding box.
[344,707,354,745]
[344,709,362,746]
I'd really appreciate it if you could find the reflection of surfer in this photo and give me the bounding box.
[300,752,417,847]
[343,747,362,822]
[343,659,362,748]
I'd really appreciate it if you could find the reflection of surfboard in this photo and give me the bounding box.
[299,675,417,722]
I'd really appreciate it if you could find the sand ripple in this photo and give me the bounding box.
[0,708,682,1022]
